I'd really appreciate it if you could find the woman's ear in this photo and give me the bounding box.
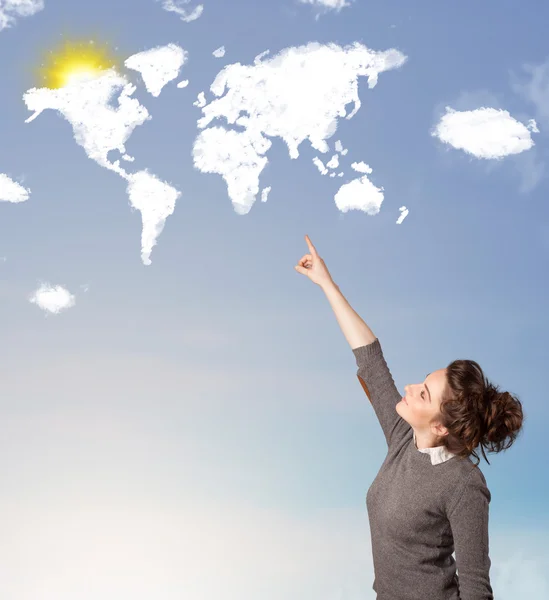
[431,422,449,438]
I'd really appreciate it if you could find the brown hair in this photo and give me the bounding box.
[436,359,524,466]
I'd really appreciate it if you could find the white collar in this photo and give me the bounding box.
[413,431,455,465]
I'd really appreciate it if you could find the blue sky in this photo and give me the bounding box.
[0,0,548,598]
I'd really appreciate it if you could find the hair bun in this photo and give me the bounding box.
[482,387,523,446]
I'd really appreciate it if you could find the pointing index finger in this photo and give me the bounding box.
[305,234,317,255]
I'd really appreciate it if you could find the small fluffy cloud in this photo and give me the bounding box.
[334,163,384,216]
[0,173,30,202]
[29,282,76,315]
[260,186,271,202]
[213,46,225,58]
[158,0,203,22]
[125,43,188,97]
[396,206,409,225]
[326,154,339,169]
[312,157,328,175]
[193,91,206,107]
[334,139,348,155]
[299,0,351,12]
[0,0,44,31]
[351,161,370,173]
[432,107,537,159]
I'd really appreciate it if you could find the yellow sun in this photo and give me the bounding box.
[39,39,121,88]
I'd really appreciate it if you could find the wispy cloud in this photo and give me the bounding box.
[508,58,549,192]
[511,57,549,129]
[157,0,203,23]
[512,146,545,193]
[0,0,44,31]
[298,0,351,13]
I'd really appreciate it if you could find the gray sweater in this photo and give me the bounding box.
[353,338,494,600]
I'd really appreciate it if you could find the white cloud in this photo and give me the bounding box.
[334,139,348,155]
[193,42,406,213]
[0,0,43,31]
[260,186,271,202]
[335,169,384,216]
[28,282,76,315]
[326,154,339,169]
[199,42,406,159]
[312,156,328,175]
[23,69,150,176]
[125,169,181,266]
[432,107,537,159]
[0,172,30,202]
[351,161,371,173]
[193,126,271,214]
[432,92,544,190]
[298,0,351,13]
[125,43,187,97]
[23,65,181,265]
[158,0,203,22]
[396,205,409,224]
[193,91,206,107]
[213,46,225,58]
[527,118,539,133]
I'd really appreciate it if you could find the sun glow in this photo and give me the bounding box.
[38,39,120,88]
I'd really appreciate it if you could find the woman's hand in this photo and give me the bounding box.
[294,235,334,288]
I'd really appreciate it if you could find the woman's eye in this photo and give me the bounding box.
[421,391,425,398]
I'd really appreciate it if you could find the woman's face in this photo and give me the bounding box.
[397,368,448,432]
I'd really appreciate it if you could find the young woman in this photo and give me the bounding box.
[294,235,524,600]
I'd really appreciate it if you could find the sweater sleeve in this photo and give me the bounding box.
[352,338,410,448]
[448,468,494,600]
